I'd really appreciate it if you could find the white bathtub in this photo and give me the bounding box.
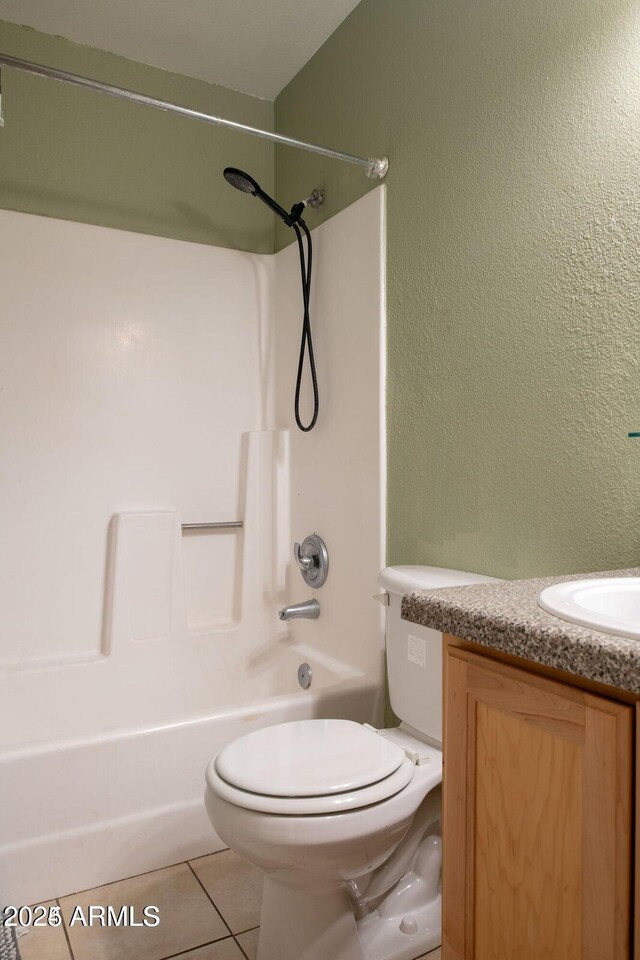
[0,641,382,905]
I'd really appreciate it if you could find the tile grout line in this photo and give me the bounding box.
[53,852,226,903]
[233,934,251,960]
[232,922,259,960]
[186,860,234,937]
[53,857,233,960]
[158,934,236,960]
[39,852,245,960]
[56,897,76,960]
[187,848,229,865]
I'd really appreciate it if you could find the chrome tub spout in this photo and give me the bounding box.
[278,599,320,621]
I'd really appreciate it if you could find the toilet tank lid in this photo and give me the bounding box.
[379,564,501,597]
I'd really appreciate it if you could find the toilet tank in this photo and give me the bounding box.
[379,565,501,745]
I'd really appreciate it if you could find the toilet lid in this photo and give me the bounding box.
[214,719,406,798]
[207,754,416,815]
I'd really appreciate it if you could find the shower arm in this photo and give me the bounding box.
[0,53,389,179]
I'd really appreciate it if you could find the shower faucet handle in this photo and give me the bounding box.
[293,534,329,589]
[294,543,314,570]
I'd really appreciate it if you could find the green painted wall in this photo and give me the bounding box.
[275,0,640,579]
[0,21,274,251]
[2,6,640,579]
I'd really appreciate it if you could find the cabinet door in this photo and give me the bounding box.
[443,645,633,960]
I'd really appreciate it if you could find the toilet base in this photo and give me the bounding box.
[250,788,442,960]
[356,827,442,959]
[257,875,365,960]
[357,892,441,960]
[255,875,441,960]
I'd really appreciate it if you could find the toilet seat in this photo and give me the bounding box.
[215,719,406,797]
[209,719,417,815]
[207,754,416,815]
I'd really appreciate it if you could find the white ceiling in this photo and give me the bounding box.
[0,0,362,100]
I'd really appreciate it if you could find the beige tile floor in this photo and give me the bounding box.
[17,850,441,960]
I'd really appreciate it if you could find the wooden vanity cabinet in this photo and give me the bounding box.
[442,641,634,960]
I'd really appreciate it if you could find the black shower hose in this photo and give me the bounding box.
[292,220,319,432]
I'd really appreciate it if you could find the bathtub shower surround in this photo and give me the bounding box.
[0,187,386,904]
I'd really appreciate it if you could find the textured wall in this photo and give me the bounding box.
[275,0,640,578]
[0,21,274,251]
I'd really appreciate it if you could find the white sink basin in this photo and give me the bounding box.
[538,578,640,641]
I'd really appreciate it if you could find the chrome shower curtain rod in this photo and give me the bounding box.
[0,53,389,179]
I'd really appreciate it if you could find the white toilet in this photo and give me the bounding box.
[205,565,497,960]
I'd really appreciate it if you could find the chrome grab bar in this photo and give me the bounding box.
[181,521,243,531]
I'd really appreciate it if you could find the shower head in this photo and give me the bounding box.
[223,166,297,227]
[223,167,259,194]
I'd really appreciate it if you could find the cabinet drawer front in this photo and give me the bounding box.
[443,645,633,960]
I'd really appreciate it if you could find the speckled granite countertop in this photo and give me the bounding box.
[402,567,640,694]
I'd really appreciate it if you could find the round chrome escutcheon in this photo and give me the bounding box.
[294,534,329,589]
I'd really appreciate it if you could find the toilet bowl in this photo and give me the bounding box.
[204,565,500,960]
[205,719,442,960]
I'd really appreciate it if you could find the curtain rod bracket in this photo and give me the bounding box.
[367,157,389,179]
